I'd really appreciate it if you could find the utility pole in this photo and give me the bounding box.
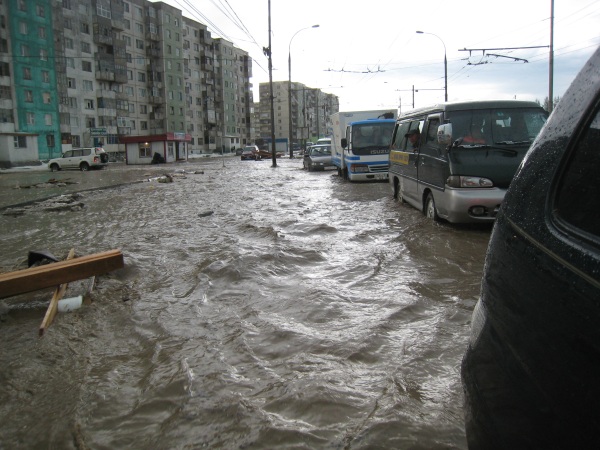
[266,0,276,167]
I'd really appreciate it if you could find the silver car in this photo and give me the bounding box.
[303,144,334,171]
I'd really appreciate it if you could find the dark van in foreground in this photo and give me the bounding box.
[389,100,548,223]
[461,47,600,448]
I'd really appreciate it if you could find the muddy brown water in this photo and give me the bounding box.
[0,158,490,449]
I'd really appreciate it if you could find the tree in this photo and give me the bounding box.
[535,96,561,112]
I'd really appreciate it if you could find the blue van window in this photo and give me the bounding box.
[555,107,600,241]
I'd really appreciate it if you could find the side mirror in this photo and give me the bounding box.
[341,138,347,149]
[437,123,452,146]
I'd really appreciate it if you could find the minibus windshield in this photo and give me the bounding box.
[446,108,548,147]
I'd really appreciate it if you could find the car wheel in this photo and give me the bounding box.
[425,192,440,221]
[80,162,90,171]
[50,163,60,172]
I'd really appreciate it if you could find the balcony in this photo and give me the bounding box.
[95,71,115,82]
[117,127,131,135]
[146,32,160,41]
[146,48,160,58]
[150,119,164,129]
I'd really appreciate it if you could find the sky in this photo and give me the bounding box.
[161,0,600,112]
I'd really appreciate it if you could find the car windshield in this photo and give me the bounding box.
[310,146,331,156]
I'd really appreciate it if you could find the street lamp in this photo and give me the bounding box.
[288,24,319,158]
[416,31,448,102]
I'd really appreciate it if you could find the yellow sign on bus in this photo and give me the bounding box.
[390,151,410,165]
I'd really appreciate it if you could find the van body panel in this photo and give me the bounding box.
[389,100,548,223]
[461,46,600,448]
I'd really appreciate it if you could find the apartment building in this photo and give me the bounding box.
[257,81,339,148]
[0,0,253,167]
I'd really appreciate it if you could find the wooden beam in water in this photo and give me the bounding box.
[39,248,75,336]
[0,249,124,299]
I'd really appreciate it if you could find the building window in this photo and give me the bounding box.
[19,21,27,34]
[38,26,46,39]
[139,145,152,158]
[64,37,74,49]
[45,114,52,125]
[26,112,35,125]
[85,99,95,110]
[23,67,32,80]
[135,39,144,49]
[97,3,111,18]
[86,117,95,127]
[43,92,51,104]
[25,90,33,102]
[67,78,76,88]
[41,71,49,83]
[141,121,148,130]
[137,72,145,82]
[82,60,92,72]
[18,0,26,12]
[81,42,91,53]
[83,80,93,91]
[14,136,27,148]
[40,48,48,61]
[20,44,29,57]
[37,4,45,17]
[47,134,55,147]
[81,22,90,34]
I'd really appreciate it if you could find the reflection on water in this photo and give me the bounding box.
[0,158,490,448]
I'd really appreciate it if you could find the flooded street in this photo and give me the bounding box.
[0,158,490,449]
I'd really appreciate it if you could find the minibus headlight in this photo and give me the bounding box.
[446,176,493,188]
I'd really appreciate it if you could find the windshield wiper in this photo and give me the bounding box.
[454,143,490,149]
[494,140,531,145]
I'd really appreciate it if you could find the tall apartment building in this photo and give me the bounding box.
[0,0,253,167]
[258,81,339,147]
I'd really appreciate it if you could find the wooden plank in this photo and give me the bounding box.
[0,249,124,299]
[39,248,75,336]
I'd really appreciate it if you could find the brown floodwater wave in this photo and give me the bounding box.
[0,158,490,448]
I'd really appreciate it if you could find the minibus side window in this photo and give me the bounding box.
[423,118,442,157]
[392,122,410,150]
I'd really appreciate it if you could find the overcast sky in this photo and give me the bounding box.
[161,0,599,112]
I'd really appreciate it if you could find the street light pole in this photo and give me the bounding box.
[288,25,319,158]
[416,31,448,102]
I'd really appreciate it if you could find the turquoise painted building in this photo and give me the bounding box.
[8,0,61,160]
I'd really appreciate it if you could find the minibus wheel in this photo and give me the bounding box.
[425,192,440,221]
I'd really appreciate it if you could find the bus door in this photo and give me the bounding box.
[417,115,447,200]
[399,120,424,204]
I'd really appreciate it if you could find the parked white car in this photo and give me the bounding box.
[48,147,109,172]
